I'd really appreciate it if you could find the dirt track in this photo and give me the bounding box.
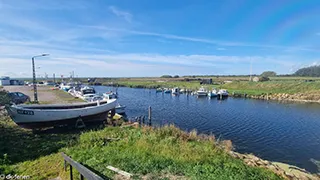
[3,85,80,104]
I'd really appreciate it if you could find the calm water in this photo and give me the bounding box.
[95,86,320,173]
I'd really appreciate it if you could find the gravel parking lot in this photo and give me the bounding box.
[3,85,81,104]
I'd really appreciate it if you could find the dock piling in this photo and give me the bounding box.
[148,106,152,126]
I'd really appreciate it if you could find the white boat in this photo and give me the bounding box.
[197,87,207,96]
[60,82,75,91]
[103,91,118,99]
[208,89,218,97]
[75,86,96,99]
[172,87,180,95]
[68,86,81,98]
[156,88,163,93]
[217,89,229,98]
[164,88,171,93]
[6,99,117,129]
[102,92,126,114]
[180,89,186,93]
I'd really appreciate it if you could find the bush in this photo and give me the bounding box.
[0,90,10,106]
[259,76,270,82]
[294,65,320,77]
[260,71,276,77]
[173,75,179,78]
[160,75,172,78]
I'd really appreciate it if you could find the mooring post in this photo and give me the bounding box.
[148,106,152,126]
[142,116,145,125]
[139,116,142,127]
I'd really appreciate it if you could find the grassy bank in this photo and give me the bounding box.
[221,81,320,95]
[104,78,320,97]
[0,116,282,179]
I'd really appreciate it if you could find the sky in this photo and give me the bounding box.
[0,0,319,78]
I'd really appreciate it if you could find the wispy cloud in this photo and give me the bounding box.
[84,25,319,52]
[108,6,132,23]
[216,48,226,51]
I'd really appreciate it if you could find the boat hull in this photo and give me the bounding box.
[6,99,117,129]
[15,111,111,129]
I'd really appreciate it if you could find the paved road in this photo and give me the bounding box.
[3,85,67,104]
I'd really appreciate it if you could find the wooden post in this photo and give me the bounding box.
[148,106,152,126]
[142,116,145,125]
[64,160,67,171]
[70,164,73,180]
[80,174,84,180]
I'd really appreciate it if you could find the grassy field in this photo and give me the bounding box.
[221,81,320,95]
[0,116,282,180]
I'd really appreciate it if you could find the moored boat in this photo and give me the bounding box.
[217,89,229,99]
[6,99,117,129]
[197,87,207,97]
[172,87,180,95]
[208,89,218,97]
[156,88,163,93]
[102,92,126,114]
[163,88,171,93]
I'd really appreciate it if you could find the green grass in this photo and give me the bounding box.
[0,116,282,180]
[221,81,320,95]
[0,116,79,176]
[62,126,281,179]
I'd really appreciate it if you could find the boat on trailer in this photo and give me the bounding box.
[6,99,117,129]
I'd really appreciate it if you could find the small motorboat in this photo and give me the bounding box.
[217,89,229,99]
[60,82,73,92]
[102,92,126,114]
[164,88,171,93]
[196,87,207,97]
[6,99,117,129]
[172,87,180,95]
[208,89,218,98]
[156,88,163,93]
[115,104,126,114]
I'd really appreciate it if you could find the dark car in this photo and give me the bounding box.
[8,92,30,104]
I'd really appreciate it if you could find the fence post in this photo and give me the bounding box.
[148,106,152,126]
[64,160,67,171]
[70,164,73,180]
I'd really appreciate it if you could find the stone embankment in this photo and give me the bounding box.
[248,93,320,103]
[229,151,320,180]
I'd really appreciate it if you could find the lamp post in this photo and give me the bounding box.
[32,54,49,103]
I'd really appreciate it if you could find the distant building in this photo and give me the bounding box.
[200,78,213,85]
[0,76,10,86]
[0,77,24,86]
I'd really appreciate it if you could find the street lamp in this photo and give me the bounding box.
[32,54,49,103]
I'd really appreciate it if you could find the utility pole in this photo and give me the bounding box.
[32,54,49,103]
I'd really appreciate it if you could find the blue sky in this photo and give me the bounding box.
[0,0,319,77]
